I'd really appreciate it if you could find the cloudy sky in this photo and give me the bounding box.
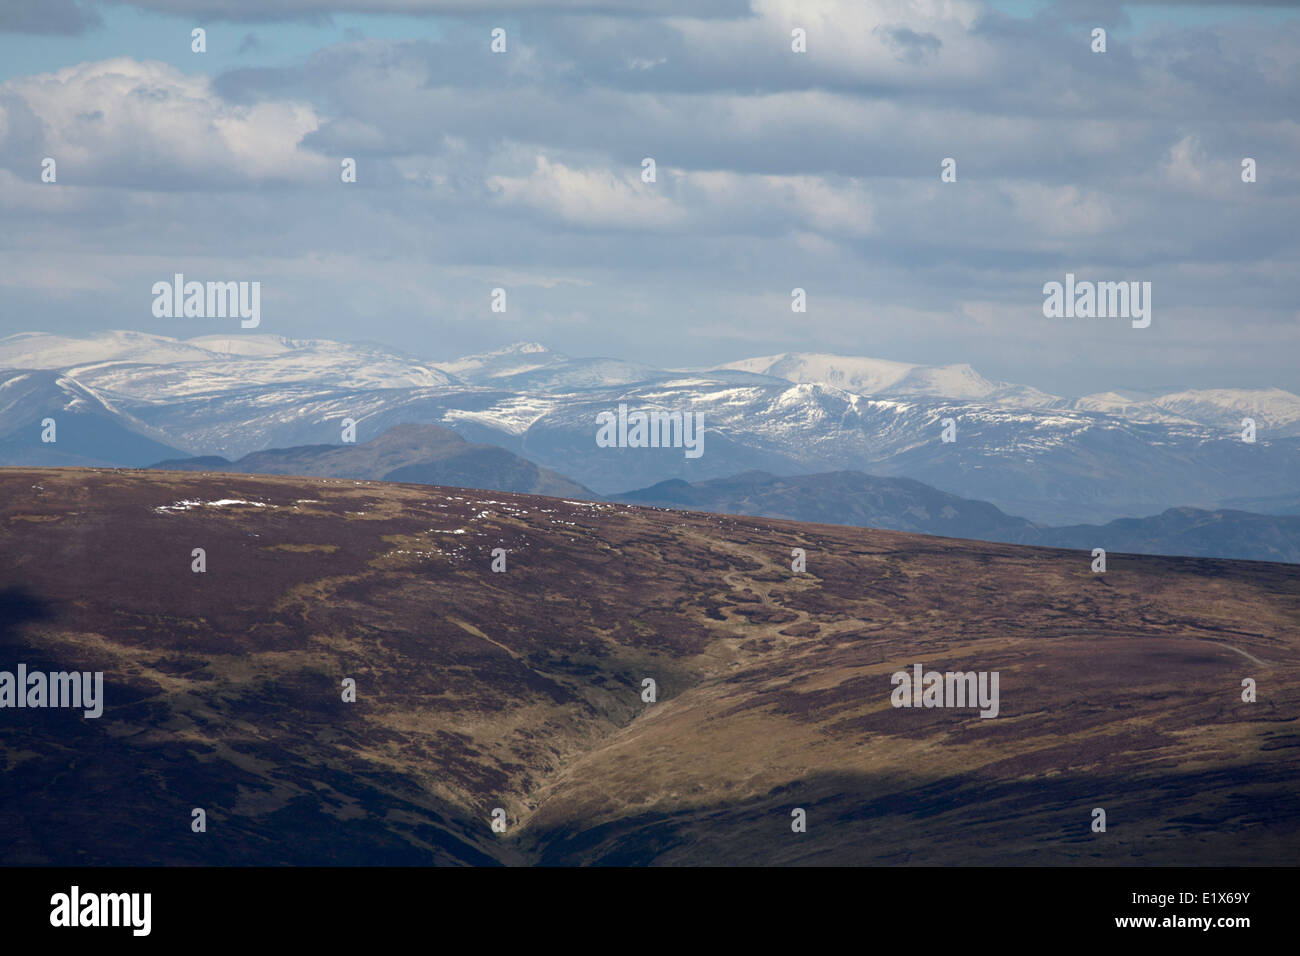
[0,0,1297,396]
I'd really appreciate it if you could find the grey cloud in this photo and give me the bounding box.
[0,90,46,162]
[1,3,1298,398]
[0,0,102,35]
[874,26,943,65]
[99,0,751,22]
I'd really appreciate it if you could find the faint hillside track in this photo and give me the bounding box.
[0,468,1297,866]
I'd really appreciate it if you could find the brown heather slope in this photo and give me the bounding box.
[0,467,1297,866]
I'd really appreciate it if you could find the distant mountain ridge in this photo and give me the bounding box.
[150,423,595,499]
[614,470,1300,564]
[145,421,1300,562]
[720,352,1061,407]
[0,330,460,390]
[5,330,1300,525]
[432,341,663,391]
[10,331,1298,422]
[615,470,1035,540]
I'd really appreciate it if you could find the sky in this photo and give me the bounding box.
[0,0,1297,397]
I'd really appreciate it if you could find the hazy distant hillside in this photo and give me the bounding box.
[2,468,1297,865]
[616,470,1036,540]
[145,438,1300,562]
[150,423,594,499]
[1218,493,1300,516]
[1039,507,1300,564]
[616,471,1300,564]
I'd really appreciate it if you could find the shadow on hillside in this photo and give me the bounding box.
[4,647,1299,866]
[0,661,510,867]
[517,764,1300,867]
[0,587,55,650]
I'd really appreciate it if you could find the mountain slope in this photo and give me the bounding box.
[1150,388,1300,436]
[0,330,218,369]
[1,468,1298,866]
[149,423,595,499]
[0,370,188,466]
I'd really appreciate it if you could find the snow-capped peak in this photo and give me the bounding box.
[437,342,559,382]
[720,352,919,395]
[1152,387,1300,429]
[0,330,215,369]
[184,334,304,356]
[718,352,1054,404]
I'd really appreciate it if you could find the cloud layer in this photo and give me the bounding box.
[0,0,1297,395]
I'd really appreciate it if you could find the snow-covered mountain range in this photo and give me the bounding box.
[3,330,1298,525]
[720,353,1062,408]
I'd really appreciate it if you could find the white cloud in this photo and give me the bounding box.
[681,169,876,237]
[1161,133,1207,189]
[0,58,330,184]
[488,155,686,229]
[1002,182,1119,237]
